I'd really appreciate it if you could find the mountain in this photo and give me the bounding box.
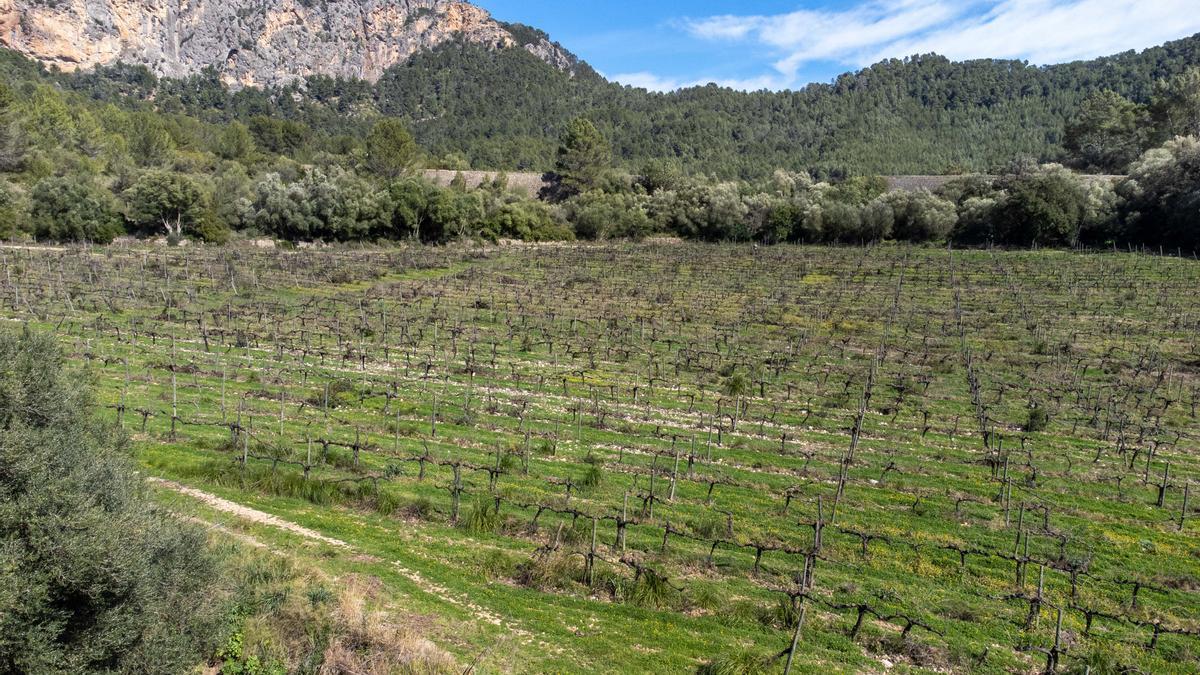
[0,0,579,87]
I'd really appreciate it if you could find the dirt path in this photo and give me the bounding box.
[0,243,67,252]
[149,477,350,548]
[149,476,539,650]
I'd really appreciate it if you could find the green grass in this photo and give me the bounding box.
[3,241,1199,673]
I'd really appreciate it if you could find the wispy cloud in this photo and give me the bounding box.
[609,72,691,91]
[640,0,1200,91]
[688,0,966,73]
[874,0,1200,64]
[609,71,787,92]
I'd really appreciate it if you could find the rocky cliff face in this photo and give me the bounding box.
[0,0,577,87]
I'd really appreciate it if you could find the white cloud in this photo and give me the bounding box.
[686,15,767,41]
[876,0,1200,65]
[609,71,787,92]
[671,0,1200,89]
[609,72,691,92]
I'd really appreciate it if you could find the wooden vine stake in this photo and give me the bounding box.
[783,600,809,675]
[1181,481,1191,532]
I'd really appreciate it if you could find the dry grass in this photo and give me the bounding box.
[320,575,459,675]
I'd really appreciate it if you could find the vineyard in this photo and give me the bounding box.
[3,241,1199,673]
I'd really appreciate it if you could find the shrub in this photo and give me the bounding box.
[245,168,391,242]
[650,181,750,241]
[1024,403,1051,432]
[485,199,574,242]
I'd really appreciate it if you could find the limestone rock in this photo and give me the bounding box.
[0,0,576,87]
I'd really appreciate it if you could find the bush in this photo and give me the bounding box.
[1024,403,1051,432]
[650,181,750,241]
[818,200,866,242]
[0,329,221,671]
[245,168,392,242]
[486,199,574,242]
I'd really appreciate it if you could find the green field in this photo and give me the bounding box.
[3,242,1198,674]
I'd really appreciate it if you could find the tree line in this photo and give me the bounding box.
[0,46,1198,250]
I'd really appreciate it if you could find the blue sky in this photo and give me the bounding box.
[475,0,1200,91]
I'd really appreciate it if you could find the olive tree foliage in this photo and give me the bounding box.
[803,198,865,243]
[565,191,652,240]
[243,168,392,241]
[652,180,753,240]
[767,169,815,199]
[484,198,574,242]
[882,189,958,242]
[0,330,221,673]
[763,181,908,244]
[29,176,125,244]
[951,196,1001,244]
[386,177,488,243]
[123,171,208,239]
[1119,135,1200,250]
[650,181,750,241]
[427,187,486,242]
[1078,178,1121,244]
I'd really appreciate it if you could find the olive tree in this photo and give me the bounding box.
[0,330,221,673]
[124,171,208,239]
[566,191,652,240]
[30,176,125,244]
[1119,135,1200,250]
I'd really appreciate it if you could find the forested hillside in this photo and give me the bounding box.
[42,32,1199,179]
[374,33,1200,178]
[6,31,1199,180]
[1,29,1199,251]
